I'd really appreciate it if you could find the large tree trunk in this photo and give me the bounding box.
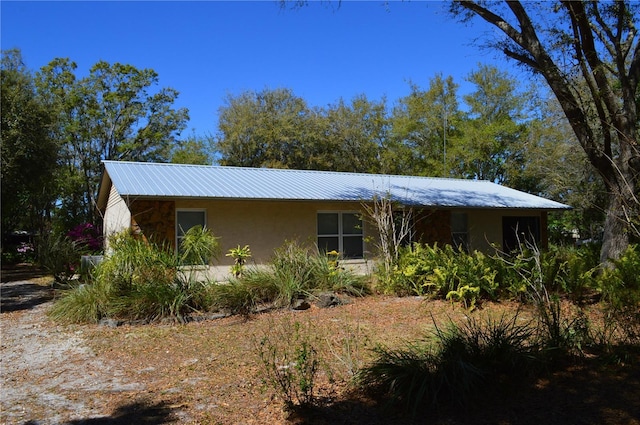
[600,193,630,264]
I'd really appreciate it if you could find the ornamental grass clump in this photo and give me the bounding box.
[50,228,220,324]
[210,241,369,315]
[357,311,540,417]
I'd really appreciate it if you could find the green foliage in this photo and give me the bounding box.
[381,243,498,309]
[381,242,603,309]
[358,312,538,416]
[179,225,220,266]
[1,49,60,237]
[596,245,640,345]
[226,244,252,277]
[35,57,189,226]
[207,276,269,316]
[597,245,640,307]
[49,230,221,323]
[451,65,531,186]
[385,77,461,176]
[210,241,368,315]
[170,135,213,165]
[216,88,385,173]
[256,319,321,409]
[37,232,82,284]
[533,297,591,358]
[49,282,106,324]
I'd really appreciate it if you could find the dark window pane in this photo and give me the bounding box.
[451,212,468,233]
[177,211,205,236]
[502,216,541,252]
[342,213,362,235]
[318,237,339,254]
[343,236,364,259]
[318,213,339,235]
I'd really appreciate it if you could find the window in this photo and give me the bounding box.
[502,216,540,252]
[451,212,469,252]
[317,212,363,259]
[176,209,206,252]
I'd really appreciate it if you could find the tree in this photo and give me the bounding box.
[387,75,461,176]
[523,93,607,242]
[216,88,310,168]
[216,88,387,173]
[314,95,386,173]
[36,59,189,227]
[451,64,530,186]
[451,1,639,263]
[1,49,59,238]
[171,135,214,165]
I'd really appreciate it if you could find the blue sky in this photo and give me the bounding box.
[1,1,519,138]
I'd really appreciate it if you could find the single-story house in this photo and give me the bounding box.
[97,161,570,272]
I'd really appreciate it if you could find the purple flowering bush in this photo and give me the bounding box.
[67,223,103,254]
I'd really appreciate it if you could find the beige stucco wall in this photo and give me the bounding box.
[175,199,378,265]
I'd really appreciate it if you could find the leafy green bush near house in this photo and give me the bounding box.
[49,228,220,323]
[379,243,499,308]
[378,242,603,308]
[209,241,370,315]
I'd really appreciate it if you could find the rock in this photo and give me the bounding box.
[291,298,311,310]
[315,292,341,308]
[98,318,121,328]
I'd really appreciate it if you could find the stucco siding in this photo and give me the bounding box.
[175,199,377,265]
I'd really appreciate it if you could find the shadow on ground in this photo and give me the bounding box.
[290,352,640,425]
[1,264,48,283]
[1,265,54,313]
[24,400,178,425]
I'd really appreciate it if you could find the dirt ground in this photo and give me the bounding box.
[2,265,640,425]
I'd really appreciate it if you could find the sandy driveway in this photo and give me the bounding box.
[0,272,146,425]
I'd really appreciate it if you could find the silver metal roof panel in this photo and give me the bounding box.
[102,161,570,210]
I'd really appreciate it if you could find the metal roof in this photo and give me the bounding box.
[101,161,570,210]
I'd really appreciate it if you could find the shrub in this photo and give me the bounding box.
[67,222,103,253]
[49,282,106,323]
[533,297,591,358]
[381,243,498,308]
[358,312,539,416]
[179,225,220,266]
[211,241,369,314]
[49,230,222,323]
[208,276,267,316]
[226,244,252,277]
[596,245,640,345]
[37,231,81,284]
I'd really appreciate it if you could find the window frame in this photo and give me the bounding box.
[451,212,469,253]
[317,211,364,259]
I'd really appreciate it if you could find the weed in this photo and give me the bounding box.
[255,318,321,409]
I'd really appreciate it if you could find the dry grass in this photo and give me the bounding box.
[80,297,640,425]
